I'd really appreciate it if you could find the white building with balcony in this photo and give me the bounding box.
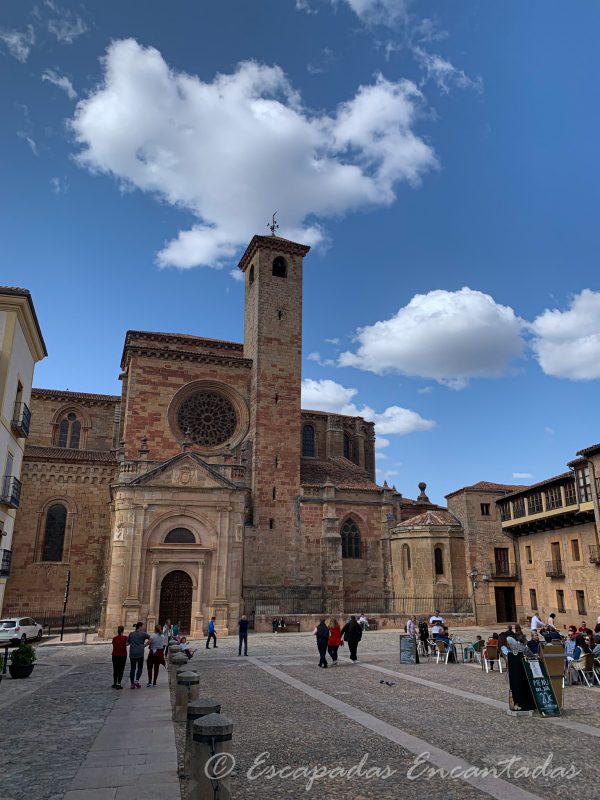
[0,287,46,613]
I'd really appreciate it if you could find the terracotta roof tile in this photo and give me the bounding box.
[125,330,243,349]
[500,471,574,499]
[301,457,381,490]
[577,441,600,456]
[445,480,528,499]
[395,509,462,528]
[32,388,120,402]
[25,445,117,463]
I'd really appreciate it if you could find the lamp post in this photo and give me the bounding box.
[469,567,479,625]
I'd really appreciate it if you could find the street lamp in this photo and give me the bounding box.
[469,567,479,624]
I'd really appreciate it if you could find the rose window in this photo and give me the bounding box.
[177,392,237,447]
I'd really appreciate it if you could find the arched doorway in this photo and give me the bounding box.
[159,570,193,634]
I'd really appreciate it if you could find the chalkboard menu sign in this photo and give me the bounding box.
[399,634,417,664]
[522,658,561,717]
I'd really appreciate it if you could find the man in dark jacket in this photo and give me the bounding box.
[314,618,330,668]
[238,615,249,656]
[341,616,363,662]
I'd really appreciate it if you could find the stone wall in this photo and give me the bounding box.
[4,454,116,610]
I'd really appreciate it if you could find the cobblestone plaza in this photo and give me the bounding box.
[1,630,598,800]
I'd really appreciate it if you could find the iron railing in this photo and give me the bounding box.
[545,559,565,578]
[489,561,519,580]
[11,402,31,438]
[242,591,473,627]
[1,476,21,509]
[0,603,101,633]
[0,549,11,578]
[589,545,600,565]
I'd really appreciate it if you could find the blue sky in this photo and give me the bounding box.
[1,0,599,503]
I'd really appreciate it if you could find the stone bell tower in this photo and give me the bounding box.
[239,234,310,587]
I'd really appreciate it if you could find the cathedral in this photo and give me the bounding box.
[5,235,440,636]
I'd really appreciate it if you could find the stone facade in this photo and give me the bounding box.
[497,445,600,628]
[7,235,438,635]
[2,390,118,614]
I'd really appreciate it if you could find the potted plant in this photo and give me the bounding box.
[8,642,36,679]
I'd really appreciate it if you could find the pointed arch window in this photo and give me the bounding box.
[302,424,315,457]
[57,413,81,449]
[42,504,67,562]
[341,519,361,559]
[343,432,351,460]
[434,546,444,575]
[164,528,196,544]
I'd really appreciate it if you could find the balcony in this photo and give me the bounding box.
[589,546,600,565]
[545,559,565,578]
[489,561,519,580]
[11,401,31,438]
[0,549,11,578]
[1,476,22,509]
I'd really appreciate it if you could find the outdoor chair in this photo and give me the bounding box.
[483,644,503,673]
[417,639,429,658]
[435,639,450,664]
[569,653,600,687]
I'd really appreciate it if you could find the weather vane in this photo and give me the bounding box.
[268,211,279,236]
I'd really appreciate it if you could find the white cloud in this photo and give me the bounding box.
[413,47,481,95]
[17,132,39,156]
[325,337,340,346]
[339,0,411,26]
[417,386,433,394]
[375,437,390,449]
[544,427,555,435]
[229,269,244,283]
[512,472,533,480]
[307,352,335,367]
[50,176,69,194]
[42,69,77,99]
[0,26,35,62]
[339,287,525,389]
[301,378,435,435]
[45,2,87,44]
[530,290,600,380]
[70,39,436,269]
[302,378,358,412]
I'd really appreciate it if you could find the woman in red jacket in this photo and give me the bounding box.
[327,618,343,665]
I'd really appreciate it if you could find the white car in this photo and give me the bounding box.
[0,617,43,644]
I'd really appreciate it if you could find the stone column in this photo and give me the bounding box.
[190,713,234,800]
[147,561,158,632]
[212,507,230,636]
[192,559,205,638]
[326,415,343,459]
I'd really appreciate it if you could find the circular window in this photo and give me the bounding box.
[177,391,237,447]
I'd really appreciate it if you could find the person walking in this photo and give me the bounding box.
[327,618,343,664]
[146,624,166,687]
[162,619,172,654]
[238,614,249,656]
[172,621,180,640]
[314,618,330,668]
[127,622,150,689]
[341,615,363,662]
[111,625,128,689]
[206,616,217,649]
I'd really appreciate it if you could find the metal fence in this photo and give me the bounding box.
[1,603,101,634]
[243,591,473,627]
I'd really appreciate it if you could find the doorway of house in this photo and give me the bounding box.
[158,570,193,634]
[494,587,517,623]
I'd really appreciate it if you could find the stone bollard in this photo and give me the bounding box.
[185,698,221,775]
[190,713,233,800]
[175,670,200,722]
[169,652,189,688]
